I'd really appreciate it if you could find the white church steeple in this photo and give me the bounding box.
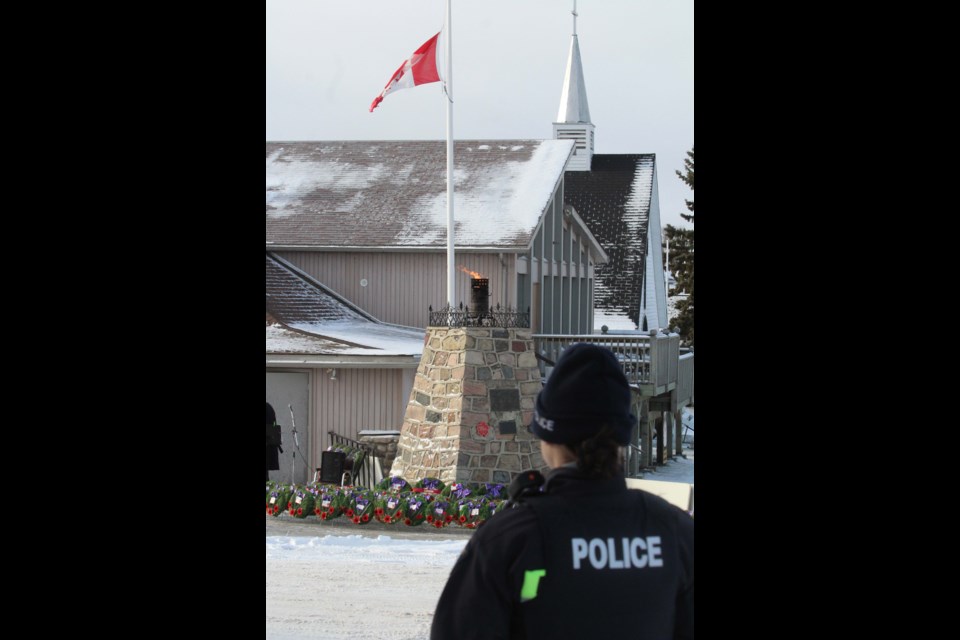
[553,1,595,171]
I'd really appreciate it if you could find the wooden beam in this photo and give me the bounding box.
[674,409,684,457]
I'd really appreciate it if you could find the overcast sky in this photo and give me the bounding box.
[266,0,693,230]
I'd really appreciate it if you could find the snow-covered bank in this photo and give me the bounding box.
[266,534,467,640]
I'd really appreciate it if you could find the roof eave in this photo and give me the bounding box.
[266,354,422,368]
[564,205,610,264]
[266,244,531,253]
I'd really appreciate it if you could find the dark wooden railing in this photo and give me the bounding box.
[325,432,377,489]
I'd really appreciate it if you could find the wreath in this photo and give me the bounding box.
[441,482,476,502]
[399,493,431,526]
[344,490,377,525]
[375,476,411,493]
[483,498,504,522]
[374,493,405,525]
[454,497,486,529]
[475,483,507,500]
[316,485,349,521]
[425,498,456,528]
[414,477,446,495]
[287,486,317,518]
[266,484,293,517]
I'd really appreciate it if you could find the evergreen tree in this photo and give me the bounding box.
[676,147,694,224]
[667,146,694,345]
[664,225,694,295]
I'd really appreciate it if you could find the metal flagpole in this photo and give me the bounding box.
[445,0,455,309]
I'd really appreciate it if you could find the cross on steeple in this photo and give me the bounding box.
[572,1,578,35]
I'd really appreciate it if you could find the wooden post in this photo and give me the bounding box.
[655,414,665,465]
[531,282,540,333]
[665,411,674,460]
[638,400,651,469]
[675,409,684,457]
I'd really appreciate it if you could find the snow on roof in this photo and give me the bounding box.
[265,140,574,249]
[594,311,639,332]
[266,324,356,355]
[287,320,424,356]
[565,154,655,329]
[266,253,424,357]
[266,254,370,324]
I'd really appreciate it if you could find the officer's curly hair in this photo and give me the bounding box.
[571,425,623,479]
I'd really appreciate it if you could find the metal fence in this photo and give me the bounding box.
[325,431,378,488]
[428,303,530,328]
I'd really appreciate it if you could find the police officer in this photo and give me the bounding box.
[431,343,694,639]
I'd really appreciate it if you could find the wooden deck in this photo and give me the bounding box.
[533,332,694,476]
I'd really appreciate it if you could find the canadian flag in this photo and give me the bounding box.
[369,32,442,112]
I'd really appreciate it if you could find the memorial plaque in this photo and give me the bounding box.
[498,420,517,435]
[489,389,521,411]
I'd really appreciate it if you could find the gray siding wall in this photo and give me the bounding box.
[308,367,413,469]
[527,181,596,335]
[276,251,518,328]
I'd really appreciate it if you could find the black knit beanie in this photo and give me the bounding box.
[530,343,636,446]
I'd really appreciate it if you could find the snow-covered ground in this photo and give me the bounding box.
[266,417,694,639]
[266,534,468,639]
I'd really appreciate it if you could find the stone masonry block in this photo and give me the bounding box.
[498,454,521,471]
[463,380,486,396]
[517,352,538,368]
[459,439,485,454]
[520,381,542,396]
[442,335,465,350]
[460,412,486,428]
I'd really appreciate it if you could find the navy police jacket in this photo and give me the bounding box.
[430,467,694,639]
